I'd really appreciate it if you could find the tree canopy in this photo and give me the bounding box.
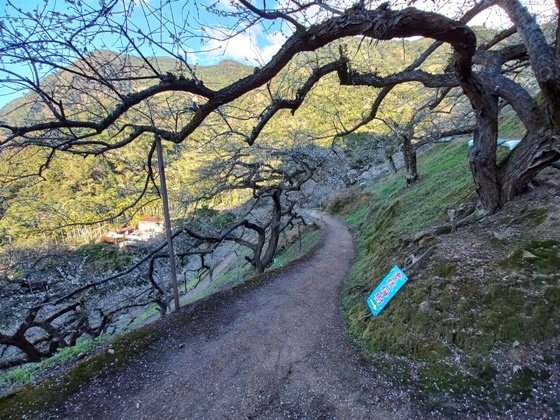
[0,0,558,215]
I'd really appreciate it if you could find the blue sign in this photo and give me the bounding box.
[366,266,408,316]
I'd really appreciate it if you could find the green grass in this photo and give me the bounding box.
[0,335,110,390]
[334,141,560,412]
[125,303,161,330]
[270,225,321,270]
[79,243,134,272]
[341,142,474,319]
[185,224,322,303]
[498,109,526,138]
[184,248,254,304]
[366,142,474,233]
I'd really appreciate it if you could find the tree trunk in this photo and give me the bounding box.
[556,0,560,60]
[261,191,282,271]
[460,0,558,210]
[385,151,397,174]
[16,339,44,362]
[0,333,44,362]
[500,132,560,200]
[499,0,560,122]
[460,74,502,212]
[469,125,502,212]
[247,227,267,274]
[402,137,418,184]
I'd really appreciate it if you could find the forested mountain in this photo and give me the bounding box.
[0,35,486,246]
[0,17,540,251]
[0,57,253,244]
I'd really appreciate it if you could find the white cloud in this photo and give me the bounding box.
[259,31,289,63]
[204,26,288,65]
[396,0,554,28]
[468,1,554,28]
[213,0,237,12]
[192,0,554,65]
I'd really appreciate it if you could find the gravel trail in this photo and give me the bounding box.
[46,213,414,419]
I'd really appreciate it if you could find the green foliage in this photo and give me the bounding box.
[0,336,109,389]
[187,206,237,232]
[0,23,524,251]
[79,243,134,272]
[0,146,156,246]
[2,366,35,385]
[418,363,492,397]
[0,58,255,248]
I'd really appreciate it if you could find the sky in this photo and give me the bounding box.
[0,0,554,108]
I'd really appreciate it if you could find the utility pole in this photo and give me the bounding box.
[155,135,180,312]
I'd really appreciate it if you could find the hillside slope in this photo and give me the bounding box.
[0,214,416,419]
[331,142,560,416]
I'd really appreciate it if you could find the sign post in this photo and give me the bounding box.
[366,265,408,317]
[156,135,180,312]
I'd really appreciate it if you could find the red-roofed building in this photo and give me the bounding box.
[117,227,136,235]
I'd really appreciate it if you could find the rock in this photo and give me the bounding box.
[406,254,417,266]
[493,231,506,240]
[522,250,538,260]
[447,209,456,222]
[107,348,115,355]
[419,301,430,312]
[493,228,513,240]
[512,340,520,348]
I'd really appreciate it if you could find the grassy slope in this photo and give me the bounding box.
[185,225,322,304]
[340,142,474,326]
[332,142,560,414]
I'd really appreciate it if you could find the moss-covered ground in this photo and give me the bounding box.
[0,326,160,418]
[332,142,560,415]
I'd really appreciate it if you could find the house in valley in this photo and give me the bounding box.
[100,216,165,245]
[138,216,164,237]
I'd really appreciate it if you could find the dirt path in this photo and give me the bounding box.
[45,214,414,419]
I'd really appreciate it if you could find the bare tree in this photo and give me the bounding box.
[0,0,556,214]
[0,141,326,366]
[186,144,322,273]
[0,244,165,366]
[0,0,557,368]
